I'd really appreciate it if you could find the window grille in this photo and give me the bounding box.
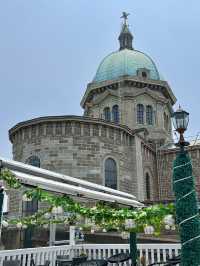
[137,104,144,124]
[105,158,117,190]
[146,105,153,125]
[104,107,111,121]
[112,105,119,123]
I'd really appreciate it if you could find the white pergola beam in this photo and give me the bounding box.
[0,157,136,199]
[11,170,143,207]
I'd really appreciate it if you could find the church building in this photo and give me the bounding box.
[8,13,200,216]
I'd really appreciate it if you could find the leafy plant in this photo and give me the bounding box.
[0,168,175,235]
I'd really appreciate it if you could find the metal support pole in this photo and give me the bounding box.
[129,232,137,266]
[49,221,56,246]
[69,226,76,246]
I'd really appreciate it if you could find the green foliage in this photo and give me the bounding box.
[173,151,200,266]
[1,169,21,189]
[0,168,174,235]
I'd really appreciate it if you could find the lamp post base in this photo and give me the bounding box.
[175,142,190,153]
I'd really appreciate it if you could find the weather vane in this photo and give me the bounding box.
[120,12,130,24]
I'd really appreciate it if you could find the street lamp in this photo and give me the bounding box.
[172,106,189,149]
[172,106,200,265]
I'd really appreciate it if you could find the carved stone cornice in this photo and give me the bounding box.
[92,89,119,106]
[81,76,176,108]
[9,115,156,152]
[122,87,168,103]
[9,115,133,142]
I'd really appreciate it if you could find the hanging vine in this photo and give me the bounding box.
[0,169,175,235]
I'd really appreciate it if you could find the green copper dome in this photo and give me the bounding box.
[93,48,160,82]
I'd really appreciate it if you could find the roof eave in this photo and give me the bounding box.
[81,77,177,108]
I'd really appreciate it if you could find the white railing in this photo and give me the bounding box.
[0,243,181,266]
[0,245,73,266]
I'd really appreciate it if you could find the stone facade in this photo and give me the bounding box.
[9,115,158,207]
[11,116,200,213]
[81,77,176,143]
[157,145,200,201]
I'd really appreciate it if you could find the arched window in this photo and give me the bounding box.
[26,156,40,168]
[164,113,166,129]
[146,173,151,200]
[146,105,153,125]
[166,116,169,131]
[142,71,147,78]
[104,107,111,122]
[137,104,144,124]
[164,112,169,131]
[112,105,119,123]
[105,158,117,190]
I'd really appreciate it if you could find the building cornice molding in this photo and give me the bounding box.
[92,89,119,106]
[9,115,133,141]
[158,144,200,155]
[81,76,176,108]
[9,115,156,153]
[123,87,168,104]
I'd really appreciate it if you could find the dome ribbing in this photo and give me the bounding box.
[93,49,160,82]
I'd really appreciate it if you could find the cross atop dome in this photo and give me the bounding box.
[120,12,130,25]
[118,12,133,50]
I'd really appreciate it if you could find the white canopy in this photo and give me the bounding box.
[0,157,143,207]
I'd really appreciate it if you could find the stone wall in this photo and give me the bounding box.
[141,143,158,201]
[9,116,144,211]
[82,77,175,144]
[158,146,200,201]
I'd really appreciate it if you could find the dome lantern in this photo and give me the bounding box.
[118,12,133,50]
[93,12,161,83]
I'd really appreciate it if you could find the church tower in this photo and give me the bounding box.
[81,13,176,144]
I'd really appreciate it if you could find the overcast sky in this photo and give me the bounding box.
[1,0,200,158]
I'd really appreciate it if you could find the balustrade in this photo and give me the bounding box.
[0,243,181,266]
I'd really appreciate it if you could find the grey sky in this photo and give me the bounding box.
[1,0,200,158]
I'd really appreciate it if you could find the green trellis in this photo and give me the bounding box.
[173,150,200,266]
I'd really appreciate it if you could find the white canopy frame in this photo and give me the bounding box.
[11,170,142,206]
[0,157,143,247]
[0,157,137,200]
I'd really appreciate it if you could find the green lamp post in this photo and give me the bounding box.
[125,218,137,266]
[129,232,137,266]
[0,186,4,227]
[0,165,5,250]
[0,164,4,227]
[172,107,200,266]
